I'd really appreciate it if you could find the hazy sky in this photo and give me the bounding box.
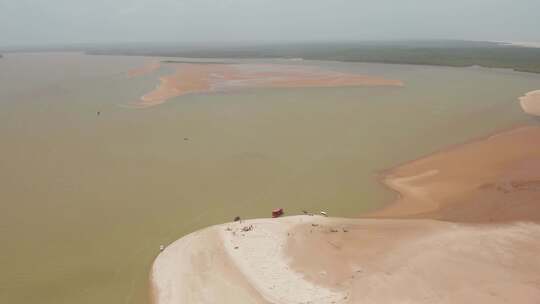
[1,0,539,46]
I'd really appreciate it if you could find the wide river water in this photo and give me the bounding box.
[0,53,539,304]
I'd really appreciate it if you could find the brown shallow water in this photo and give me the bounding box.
[0,53,539,304]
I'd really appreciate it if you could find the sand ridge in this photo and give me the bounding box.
[135,63,404,108]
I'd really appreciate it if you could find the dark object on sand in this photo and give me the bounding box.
[272,208,284,218]
[234,216,241,222]
[97,111,100,116]
[184,137,189,141]
[302,210,308,214]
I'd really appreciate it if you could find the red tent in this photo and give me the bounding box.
[272,208,284,218]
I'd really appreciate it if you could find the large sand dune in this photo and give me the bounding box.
[151,126,540,303]
[153,216,540,304]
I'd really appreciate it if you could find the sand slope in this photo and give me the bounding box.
[372,126,540,222]
[151,224,267,304]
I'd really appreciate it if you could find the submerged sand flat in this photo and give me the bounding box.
[136,63,403,107]
[127,60,161,78]
[519,90,540,116]
[152,126,540,304]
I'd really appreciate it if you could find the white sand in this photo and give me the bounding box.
[151,226,267,304]
[219,217,346,304]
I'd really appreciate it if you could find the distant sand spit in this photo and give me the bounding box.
[127,61,161,78]
[372,126,540,222]
[519,90,540,116]
[497,41,540,48]
[136,63,403,108]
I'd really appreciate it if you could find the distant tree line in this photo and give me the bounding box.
[21,40,540,73]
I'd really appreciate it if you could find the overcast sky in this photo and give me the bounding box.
[1,0,539,46]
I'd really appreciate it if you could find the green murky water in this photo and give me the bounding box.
[0,53,539,304]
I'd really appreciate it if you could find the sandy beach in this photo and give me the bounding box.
[519,90,540,116]
[151,125,540,303]
[135,63,404,108]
